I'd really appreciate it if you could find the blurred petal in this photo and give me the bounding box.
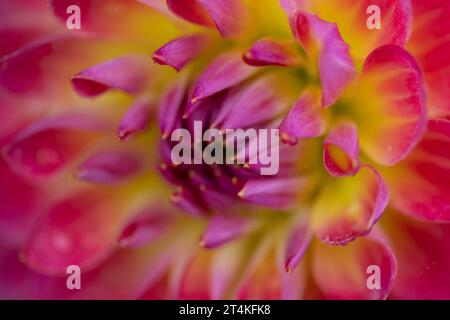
[158,78,186,139]
[118,207,172,248]
[75,150,144,184]
[291,11,356,107]
[311,165,388,245]
[312,229,397,300]
[117,96,153,141]
[279,91,325,145]
[408,0,450,116]
[323,122,359,177]
[166,0,215,28]
[385,212,450,299]
[22,189,130,276]
[190,52,256,107]
[285,216,312,273]
[3,112,110,177]
[356,45,426,166]
[239,177,308,209]
[71,55,150,97]
[386,120,450,222]
[152,34,208,71]
[244,38,302,67]
[201,214,253,249]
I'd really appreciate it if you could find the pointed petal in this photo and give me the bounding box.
[244,38,302,67]
[356,45,426,166]
[152,34,208,71]
[75,150,143,184]
[323,122,359,177]
[201,214,253,249]
[312,229,397,300]
[239,177,308,209]
[285,217,312,272]
[311,165,388,245]
[279,91,326,145]
[117,96,153,141]
[190,52,256,107]
[71,55,150,97]
[158,78,186,139]
[292,12,356,107]
[386,119,450,222]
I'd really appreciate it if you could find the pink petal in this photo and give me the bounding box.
[3,112,110,177]
[239,177,308,209]
[312,229,397,300]
[244,38,302,67]
[386,119,450,222]
[189,52,257,108]
[311,165,388,245]
[285,217,312,273]
[358,44,426,166]
[22,189,130,276]
[323,122,359,177]
[71,55,150,97]
[292,12,356,108]
[75,150,144,184]
[201,214,253,248]
[117,96,153,141]
[152,34,208,71]
[118,207,172,248]
[158,78,187,139]
[279,91,326,145]
[166,0,215,27]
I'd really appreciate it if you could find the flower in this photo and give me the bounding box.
[0,0,449,300]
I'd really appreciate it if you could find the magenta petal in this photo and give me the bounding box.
[158,78,187,139]
[285,217,312,273]
[201,214,253,249]
[293,12,356,108]
[152,34,208,71]
[117,96,153,141]
[197,0,249,38]
[323,122,359,177]
[239,177,307,209]
[190,52,256,108]
[279,91,325,145]
[76,150,143,184]
[166,0,215,27]
[71,55,150,97]
[118,207,172,248]
[244,38,301,67]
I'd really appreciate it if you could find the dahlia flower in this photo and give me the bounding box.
[0,0,449,300]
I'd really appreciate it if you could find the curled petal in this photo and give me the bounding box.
[323,122,359,177]
[2,112,110,177]
[239,177,308,209]
[279,91,326,145]
[117,96,153,141]
[201,214,253,249]
[311,165,388,245]
[312,229,397,300]
[75,150,144,184]
[152,34,208,71]
[386,120,450,222]
[118,207,172,248]
[357,45,426,166]
[292,12,356,108]
[189,52,257,108]
[71,55,150,97]
[166,0,215,27]
[244,38,302,67]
